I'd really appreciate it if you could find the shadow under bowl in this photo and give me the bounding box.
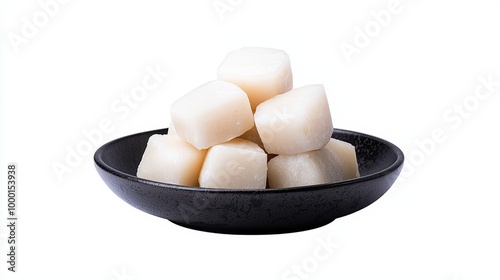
[94,128,404,235]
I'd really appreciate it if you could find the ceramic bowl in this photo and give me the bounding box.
[94,128,404,234]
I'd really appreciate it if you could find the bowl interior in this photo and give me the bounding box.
[98,128,398,182]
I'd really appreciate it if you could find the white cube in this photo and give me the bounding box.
[136,134,207,187]
[217,47,293,110]
[325,139,360,180]
[199,138,267,189]
[254,84,333,155]
[267,148,343,189]
[171,80,254,150]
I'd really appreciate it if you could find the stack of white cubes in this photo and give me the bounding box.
[137,47,359,189]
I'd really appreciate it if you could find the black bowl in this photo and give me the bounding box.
[94,128,404,234]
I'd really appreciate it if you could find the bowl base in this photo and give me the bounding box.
[170,219,336,235]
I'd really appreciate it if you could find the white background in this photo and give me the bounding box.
[1,0,500,279]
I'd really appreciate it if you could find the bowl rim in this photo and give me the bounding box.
[94,128,404,194]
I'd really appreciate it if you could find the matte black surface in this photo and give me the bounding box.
[94,128,404,234]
